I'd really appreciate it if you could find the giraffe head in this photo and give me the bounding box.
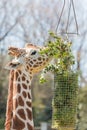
[5,44,51,74]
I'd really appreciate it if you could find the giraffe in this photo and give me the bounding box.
[5,44,51,130]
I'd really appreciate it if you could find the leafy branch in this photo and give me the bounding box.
[40,32,75,83]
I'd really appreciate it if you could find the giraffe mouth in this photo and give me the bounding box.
[5,62,21,70]
[11,63,20,68]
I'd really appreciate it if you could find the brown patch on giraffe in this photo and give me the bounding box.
[43,58,45,61]
[26,108,32,120]
[18,96,24,106]
[13,115,25,129]
[29,63,32,67]
[28,92,31,99]
[33,59,36,62]
[26,101,32,107]
[27,80,29,83]
[18,70,21,75]
[27,123,34,130]
[43,62,46,65]
[22,76,25,81]
[17,84,21,93]
[30,71,32,75]
[18,77,20,81]
[30,61,33,64]
[22,83,27,89]
[27,65,29,70]
[38,61,42,64]
[22,91,27,98]
[30,68,33,71]
[17,109,26,120]
[38,57,41,61]
[33,64,38,67]
[15,72,19,80]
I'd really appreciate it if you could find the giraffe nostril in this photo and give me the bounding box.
[9,63,13,65]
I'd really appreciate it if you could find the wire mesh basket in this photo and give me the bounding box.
[52,72,78,130]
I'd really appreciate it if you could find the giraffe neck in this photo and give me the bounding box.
[11,69,34,130]
[5,70,14,130]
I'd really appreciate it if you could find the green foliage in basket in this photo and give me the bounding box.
[40,32,75,83]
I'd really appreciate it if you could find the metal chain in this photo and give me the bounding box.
[55,0,79,35]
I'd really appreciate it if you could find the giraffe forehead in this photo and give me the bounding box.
[26,48,39,53]
[25,43,40,49]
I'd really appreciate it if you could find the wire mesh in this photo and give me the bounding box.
[52,72,78,130]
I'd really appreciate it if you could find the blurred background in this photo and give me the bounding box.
[0,0,87,129]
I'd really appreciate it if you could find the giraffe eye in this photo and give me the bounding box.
[31,50,37,55]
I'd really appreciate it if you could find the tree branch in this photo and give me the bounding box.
[0,22,17,42]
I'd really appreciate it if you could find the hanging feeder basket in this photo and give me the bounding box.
[52,71,78,130]
[40,32,79,130]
